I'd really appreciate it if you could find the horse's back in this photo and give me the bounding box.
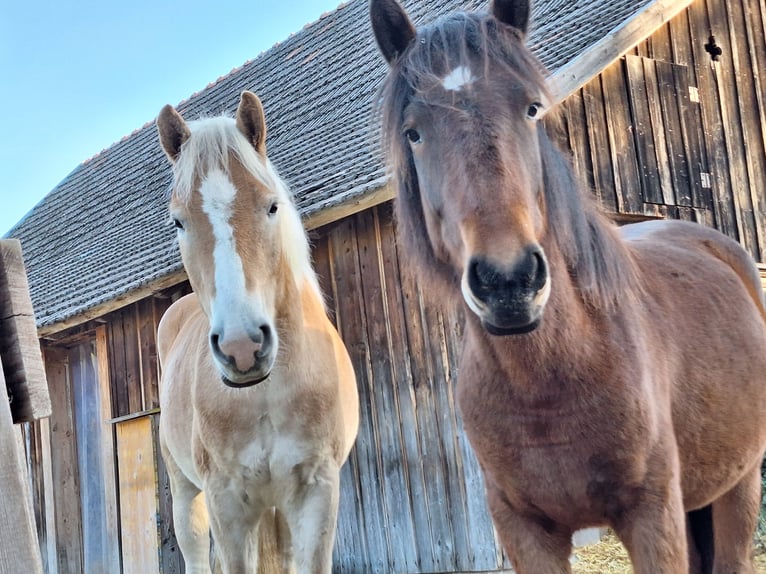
[621,219,765,311]
[621,219,766,507]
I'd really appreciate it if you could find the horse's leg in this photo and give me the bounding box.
[281,465,340,574]
[483,482,573,574]
[205,479,259,574]
[274,509,295,574]
[165,459,212,574]
[613,471,688,573]
[711,463,761,574]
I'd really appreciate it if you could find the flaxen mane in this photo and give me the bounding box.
[378,11,639,310]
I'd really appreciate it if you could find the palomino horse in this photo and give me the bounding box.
[156,91,359,574]
[371,0,766,572]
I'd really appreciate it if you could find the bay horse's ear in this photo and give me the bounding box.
[370,0,416,64]
[236,91,267,156]
[490,0,531,35]
[157,105,191,163]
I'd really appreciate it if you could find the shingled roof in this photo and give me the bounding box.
[8,0,689,333]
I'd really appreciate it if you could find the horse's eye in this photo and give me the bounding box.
[405,128,422,144]
[526,102,543,120]
[173,218,184,230]
[268,202,279,216]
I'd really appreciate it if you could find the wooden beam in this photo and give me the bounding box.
[551,0,695,104]
[37,269,188,338]
[303,184,395,231]
[0,240,50,422]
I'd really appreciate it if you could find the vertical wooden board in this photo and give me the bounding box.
[624,55,664,204]
[117,417,161,574]
[726,0,766,259]
[378,204,456,571]
[376,204,442,571]
[423,305,476,572]
[354,206,419,573]
[108,312,130,418]
[137,299,160,410]
[70,342,111,574]
[43,346,83,573]
[647,21,673,62]
[327,217,384,571]
[581,77,618,212]
[562,92,596,195]
[655,59,694,207]
[122,306,144,414]
[639,57,677,206]
[24,422,49,571]
[309,232,337,326]
[95,326,121,572]
[601,59,644,214]
[317,224,366,574]
[151,294,175,386]
[151,414,184,574]
[705,0,758,255]
[687,0,738,237]
[36,416,58,574]
[667,6,714,212]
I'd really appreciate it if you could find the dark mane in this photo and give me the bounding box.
[378,9,639,310]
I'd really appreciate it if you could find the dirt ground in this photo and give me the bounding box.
[570,532,766,573]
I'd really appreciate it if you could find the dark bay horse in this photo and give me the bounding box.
[370,0,766,572]
[156,92,359,573]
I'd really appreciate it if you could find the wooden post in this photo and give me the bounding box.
[0,239,50,422]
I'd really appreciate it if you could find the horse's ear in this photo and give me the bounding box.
[490,0,530,35]
[370,0,416,64]
[157,105,190,163]
[236,91,267,156]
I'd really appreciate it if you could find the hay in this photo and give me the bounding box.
[572,532,630,573]
[570,531,766,573]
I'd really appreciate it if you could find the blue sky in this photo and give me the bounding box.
[0,0,344,236]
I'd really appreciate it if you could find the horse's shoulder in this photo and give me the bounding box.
[157,293,203,364]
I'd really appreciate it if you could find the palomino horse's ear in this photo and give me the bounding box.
[236,91,267,156]
[490,0,531,35]
[370,0,416,64]
[157,105,191,163]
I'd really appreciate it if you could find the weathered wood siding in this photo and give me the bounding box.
[313,203,507,573]
[558,0,766,261]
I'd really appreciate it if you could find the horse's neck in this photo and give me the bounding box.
[275,273,328,353]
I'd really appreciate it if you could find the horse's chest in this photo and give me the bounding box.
[464,388,654,527]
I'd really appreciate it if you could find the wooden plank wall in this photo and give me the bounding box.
[312,202,506,573]
[558,0,766,261]
[106,287,188,418]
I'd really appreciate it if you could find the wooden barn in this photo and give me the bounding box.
[7,0,766,571]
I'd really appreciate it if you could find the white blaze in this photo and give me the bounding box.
[200,169,248,321]
[442,65,475,91]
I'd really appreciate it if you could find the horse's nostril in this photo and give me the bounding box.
[210,332,221,352]
[468,257,501,293]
